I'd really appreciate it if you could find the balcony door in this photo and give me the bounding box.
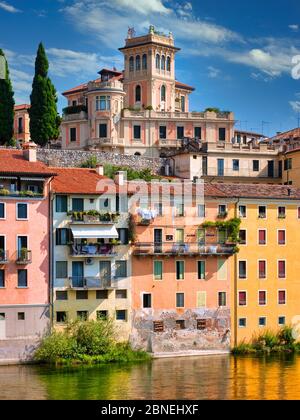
[217,159,224,176]
[17,236,28,254]
[72,261,84,287]
[99,261,111,287]
[154,229,163,254]
[268,161,274,178]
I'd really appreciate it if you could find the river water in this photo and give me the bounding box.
[1,354,300,400]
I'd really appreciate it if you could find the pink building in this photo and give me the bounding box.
[0,143,56,363]
[14,104,31,144]
[61,26,235,158]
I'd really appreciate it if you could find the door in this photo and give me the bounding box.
[217,159,224,176]
[268,161,274,178]
[154,229,163,254]
[72,261,84,288]
[0,313,5,339]
[99,261,111,288]
[176,229,184,244]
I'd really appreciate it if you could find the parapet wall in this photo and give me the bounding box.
[37,149,166,174]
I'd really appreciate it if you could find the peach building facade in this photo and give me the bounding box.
[14,104,30,144]
[60,27,235,158]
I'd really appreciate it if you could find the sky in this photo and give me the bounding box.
[1,0,300,136]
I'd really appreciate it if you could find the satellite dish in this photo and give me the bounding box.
[0,56,6,80]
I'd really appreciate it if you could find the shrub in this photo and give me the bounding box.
[34,331,77,362]
[81,156,98,168]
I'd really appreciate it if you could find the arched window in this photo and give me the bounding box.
[136,55,141,71]
[142,54,147,70]
[134,152,141,156]
[166,56,171,72]
[161,55,166,71]
[129,56,134,72]
[161,85,166,102]
[156,54,160,70]
[135,85,141,103]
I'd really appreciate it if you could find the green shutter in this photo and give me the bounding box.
[197,291,207,308]
[154,261,163,280]
[198,261,205,280]
[176,261,184,280]
[217,259,227,280]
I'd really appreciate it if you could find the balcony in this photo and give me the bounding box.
[0,250,9,264]
[159,139,183,148]
[69,277,117,290]
[62,105,88,122]
[133,242,236,257]
[69,211,120,225]
[122,109,234,121]
[16,249,32,265]
[88,80,124,93]
[87,138,125,148]
[70,243,117,258]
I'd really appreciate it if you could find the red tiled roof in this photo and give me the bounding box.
[175,80,195,91]
[62,82,88,96]
[14,104,30,111]
[0,150,56,176]
[270,128,300,142]
[62,71,124,96]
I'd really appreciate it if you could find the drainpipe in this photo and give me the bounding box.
[49,186,55,331]
[233,198,240,348]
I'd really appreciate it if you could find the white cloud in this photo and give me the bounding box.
[113,0,171,15]
[289,24,299,32]
[0,1,21,13]
[207,66,221,78]
[290,101,300,113]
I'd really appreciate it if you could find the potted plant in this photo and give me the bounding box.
[20,248,29,261]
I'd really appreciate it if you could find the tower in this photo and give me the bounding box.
[119,26,180,112]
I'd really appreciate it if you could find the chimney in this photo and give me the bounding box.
[114,171,127,186]
[22,141,37,162]
[96,164,104,176]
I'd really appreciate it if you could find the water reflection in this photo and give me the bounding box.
[0,354,299,400]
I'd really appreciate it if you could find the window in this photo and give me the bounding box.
[154,202,163,216]
[198,228,205,245]
[56,196,67,213]
[253,160,260,172]
[161,85,166,102]
[135,85,141,102]
[298,207,300,219]
[175,203,184,217]
[218,228,227,244]
[99,123,107,138]
[176,320,185,330]
[116,290,127,299]
[166,56,171,72]
[194,127,202,139]
[70,127,76,142]
[133,125,141,140]
[217,159,224,176]
[96,95,111,111]
[56,261,68,279]
[278,230,286,245]
[233,159,240,171]
[156,54,160,69]
[239,318,247,328]
[239,291,247,306]
[116,310,127,321]
[176,261,185,280]
[76,291,88,300]
[0,203,5,219]
[72,100,77,106]
[219,128,226,141]
[18,117,23,133]
[96,290,109,300]
[159,126,167,139]
[259,261,266,279]
[56,291,68,301]
[77,311,88,321]
[0,270,5,288]
[197,319,208,330]
[176,293,185,308]
[56,312,67,323]
[72,198,84,212]
[239,261,247,279]
[197,292,207,308]
[279,316,286,326]
[161,55,166,70]
[97,310,108,320]
[278,261,286,279]
[18,312,25,321]
[259,317,266,327]
[198,261,206,280]
[129,56,134,72]
[18,269,27,288]
[153,321,164,333]
[177,126,184,139]
[154,261,163,281]
[142,54,147,70]
[143,294,152,308]
[198,204,205,218]
[239,230,246,245]
[56,228,71,246]
[278,207,286,219]
[117,228,129,245]
[258,206,266,219]
[181,96,185,112]
[135,55,141,71]
[259,230,266,245]
[217,259,227,281]
[259,291,267,306]
[99,198,110,210]
[218,204,227,217]
[115,261,127,278]
[239,205,247,218]
[218,292,227,307]
[17,203,28,220]
[278,290,286,305]
[284,158,292,171]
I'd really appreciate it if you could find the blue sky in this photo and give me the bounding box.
[1,0,300,136]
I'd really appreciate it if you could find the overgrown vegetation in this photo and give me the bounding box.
[202,218,242,244]
[232,327,300,355]
[34,320,150,365]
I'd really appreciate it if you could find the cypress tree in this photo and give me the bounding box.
[29,43,60,146]
[0,49,15,145]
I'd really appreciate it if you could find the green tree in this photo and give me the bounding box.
[29,43,60,146]
[0,49,15,145]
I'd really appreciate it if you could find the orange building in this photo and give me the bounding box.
[14,104,30,144]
